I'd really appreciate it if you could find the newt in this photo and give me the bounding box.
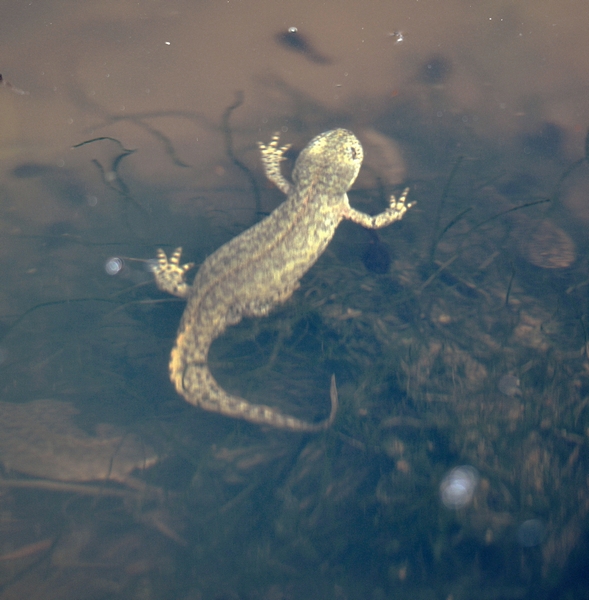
[152,129,412,431]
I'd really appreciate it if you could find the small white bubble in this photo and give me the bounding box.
[87,195,98,207]
[105,257,124,275]
[498,374,521,396]
[388,30,404,44]
[440,466,479,509]
[288,26,298,33]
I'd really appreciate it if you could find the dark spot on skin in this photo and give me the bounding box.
[420,55,452,84]
[361,230,391,274]
[275,29,331,65]
[522,122,564,158]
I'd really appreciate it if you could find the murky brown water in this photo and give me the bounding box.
[1,1,589,599]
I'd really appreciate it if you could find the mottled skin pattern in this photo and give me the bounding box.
[152,129,413,431]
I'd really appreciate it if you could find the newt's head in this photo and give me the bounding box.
[292,128,363,195]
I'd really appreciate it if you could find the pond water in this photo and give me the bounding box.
[1,1,588,598]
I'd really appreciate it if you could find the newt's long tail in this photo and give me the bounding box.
[174,362,338,432]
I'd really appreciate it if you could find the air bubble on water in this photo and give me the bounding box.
[498,374,521,396]
[516,519,545,547]
[440,465,480,509]
[105,257,124,275]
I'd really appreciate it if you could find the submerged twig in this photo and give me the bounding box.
[429,156,464,260]
[221,91,262,222]
[73,136,151,238]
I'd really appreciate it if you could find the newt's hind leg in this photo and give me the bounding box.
[151,247,194,298]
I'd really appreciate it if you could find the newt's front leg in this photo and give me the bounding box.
[344,187,413,229]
